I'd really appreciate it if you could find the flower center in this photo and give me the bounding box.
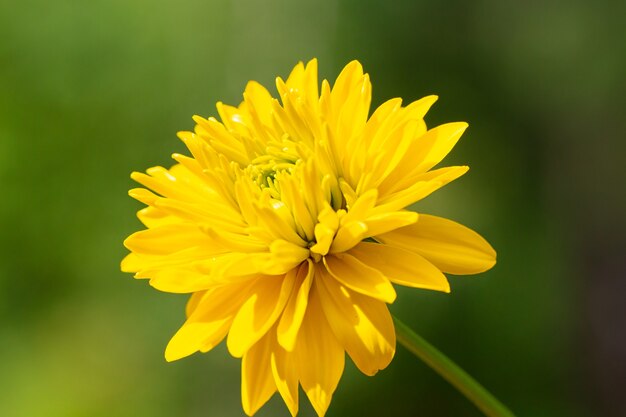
[247,138,301,197]
[239,135,352,260]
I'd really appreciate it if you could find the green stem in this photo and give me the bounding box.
[393,316,516,417]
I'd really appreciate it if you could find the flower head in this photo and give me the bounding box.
[122,59,496,416]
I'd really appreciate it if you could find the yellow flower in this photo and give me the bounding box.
[122,59,496,417]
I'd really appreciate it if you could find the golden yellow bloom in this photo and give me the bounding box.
[122,59,496,417]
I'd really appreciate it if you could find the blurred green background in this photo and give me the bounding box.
[1,0,625,416]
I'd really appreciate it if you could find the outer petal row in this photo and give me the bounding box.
[316,267,395,376]
[377,214,497,275]
[241,285,345,417]
[349,242,450,292]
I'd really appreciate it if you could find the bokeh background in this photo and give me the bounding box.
[1,0,625,416]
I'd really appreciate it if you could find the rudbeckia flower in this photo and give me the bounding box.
[122,59,496,417]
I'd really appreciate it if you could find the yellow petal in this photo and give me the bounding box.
[280,58,319,109]
[386,121,468,187]
[323,253,396,303]
[215,102,253,142]
[330,60,363,116]
[362,119,422,193]
[279,173,316,241]
[128,187,159,205]
[329,221,368,253]
[277,260,314,351]
[364,210,418,237]
[170,152,210,183]
[309,222,335,256]
[377,214,496,275]
[125,247,230,292]
[131,164,215,204]
[147,268,215,293]
[349,242,450,292]
[120,253,143,273]
[328,61,371,169]
[185,290,207,317]
[165,282,254,361]
[310,206,339,256]
[165,317,232,362]
[136,206,177,228]
[243,81,278,142]
[271,92,315,144]
[400,94,438,122]
[200,226,267,253]
[338,180,358,210]
[195,123,250,166]
[269,239,310,265]
[241,334,277,416]
[139,253,251,294]
[412,121,468,172]
[270,344,299,417]
[340,189,377,225]
[375,166,469,212]
[360,98,403,154]
[318,204,340,230]
[227,272,296,357]
[257,204,308,246]
[151,197,216,223]
[123,224,218,255]
[295,287,344,417]
[195,252,292,280]
[316,269,395,376]
[281,61,305,95]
